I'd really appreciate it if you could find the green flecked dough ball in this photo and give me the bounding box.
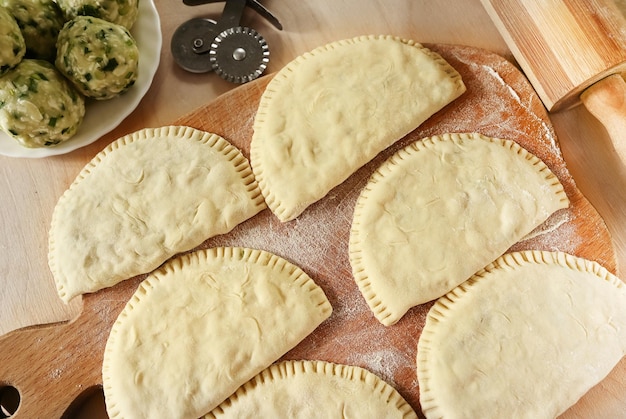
[0,7,25,75]
[0,0,65,62]
[56,0,138,30]
[56,16,139,100]
[0,59,85,148]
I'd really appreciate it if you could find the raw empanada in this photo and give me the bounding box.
[417,250,626,419]
[349,132,569,325]
[206,360,417,418]
[48,126,266,302]
[251,35,466,222]
[102,247,332,419]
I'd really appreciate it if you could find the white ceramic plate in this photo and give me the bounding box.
[0,0,162,158]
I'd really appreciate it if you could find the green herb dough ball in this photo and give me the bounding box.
[0,0,65,62]
[0,7,25,75]
[56,16,139,100]
[0,59,85,148]
[56,0,138,30]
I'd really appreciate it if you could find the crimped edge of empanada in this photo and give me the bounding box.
[103,247,333,419]
[416,250,622,419]
[206,360,417,418]
[104,247,333,336]
[48,126,267,303]
[349,133,569,326]
[250,35,466,222]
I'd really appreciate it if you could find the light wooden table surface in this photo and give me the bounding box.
[2,0,626,417]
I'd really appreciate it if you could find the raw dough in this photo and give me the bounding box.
[206,360,418,418]
[417,250,626,419]
[103,247,332,419]
[250,35,466,222]
[48,126,266,302]
[349,132,569,325]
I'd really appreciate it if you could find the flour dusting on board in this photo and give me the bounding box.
[480,63,561,157]
[520,208,576,246]
[483,64,522,103]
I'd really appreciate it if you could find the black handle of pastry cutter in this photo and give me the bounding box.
[182,0,283,30]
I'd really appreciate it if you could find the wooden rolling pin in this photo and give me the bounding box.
[480,0,626,167]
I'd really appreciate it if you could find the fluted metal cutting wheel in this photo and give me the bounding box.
[209,26,270,83]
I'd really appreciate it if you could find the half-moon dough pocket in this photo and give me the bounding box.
[349,132,569,325]
[48,126,267,302]
[417,250,626,419]
[102,247,332,419]
[206,360,418,418]
[251,35,466,222]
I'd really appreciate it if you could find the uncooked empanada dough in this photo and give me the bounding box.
[417,250,626,419]
[103,247,332,419]
[251,35,466,222]
[350,132,569,325]
[205,360,418,418]
[48,126,266,302]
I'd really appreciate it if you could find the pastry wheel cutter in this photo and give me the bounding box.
[171,0,282,83]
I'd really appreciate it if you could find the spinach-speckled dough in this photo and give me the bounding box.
[0,0,65,61]
[56,16,139,100]
[56,0,138,30]
[0,59,85,148]
[0,7,25,75]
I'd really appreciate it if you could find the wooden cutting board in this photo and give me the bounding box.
[0,44,620,418]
